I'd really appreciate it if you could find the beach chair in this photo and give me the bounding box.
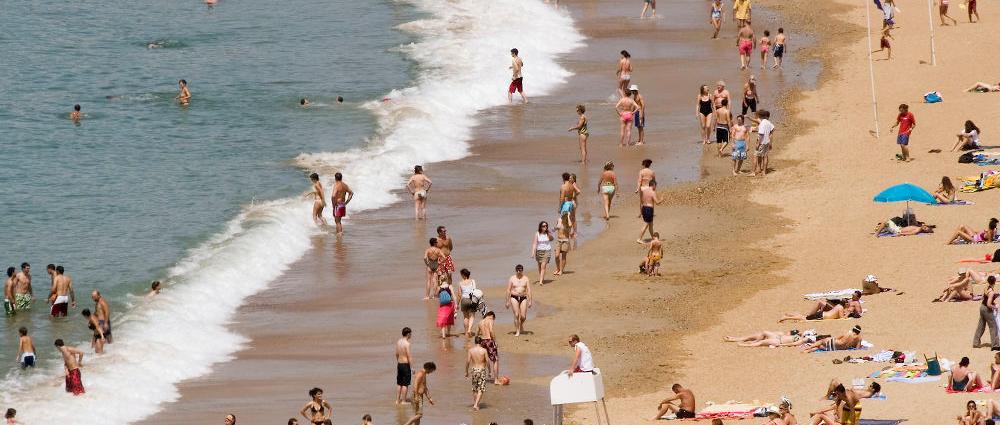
[549,368,611,425]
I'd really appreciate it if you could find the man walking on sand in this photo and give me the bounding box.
[436,226,455,285]
[55,339,85,395]
[396,327,413,404]
[638,180,663,243]
[478,311,501,385]
[403,362,436,425]
[331,172,354,235]
[889,103,915,162]
[653,383,697,420]
[508,48,527,104]
[737,23,756,70]
[406,165,432,220]
[466,336,489,410]
[48,266,75,317]
[631,85,647,145]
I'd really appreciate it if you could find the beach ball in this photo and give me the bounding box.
[499,376,511,385]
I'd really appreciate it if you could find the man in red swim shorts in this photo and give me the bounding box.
[508,48,527,104]
[736,24,755,70]
[55,339,85,395]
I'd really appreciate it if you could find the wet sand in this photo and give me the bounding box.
[141,0,815,423]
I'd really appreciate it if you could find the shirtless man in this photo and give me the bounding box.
[809,384,859,425]
[82,308,107,354]
[772,27,787,69]
[508,48,527,103]
[148,281,162,298]
[478,311,500,384]
[175,79,191,105]
[714,98,733,156]
[712,81,732,110]
[92,290,112,344]
[631,85,647,145]
[737,24,756,70]
[13,263,32,312]
[330,172,353,235]
[644,233,663,276]
[403,362,436,425]
[3,267,14,316]
[55,339,85,395]
[306,173,327,226]
[779,299,849,322]
[423,239,444,300]
[635,159,655,193]
[616,50,633,98]
[70,104,82,121]
[16,327,36,368]
[845,291,863,317]
[506,265,532,336]
[638,180,663,243]
[559,173,581,232]
[406,165,432,220]
[466,336,489,410]
[653,384,697,420]
[725,329,804,347]
[48,266,75,317]
[436,226,455,284]
[802,325,863,353]
[396,327,413,404]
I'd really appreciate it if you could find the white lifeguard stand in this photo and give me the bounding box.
[549,368,611,425]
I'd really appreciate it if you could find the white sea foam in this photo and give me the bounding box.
[0,0,582,423]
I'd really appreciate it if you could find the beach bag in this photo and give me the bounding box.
[925,353,942,376]
[923,91,942,103]
[959,152,975,163]
[438,288,452,305]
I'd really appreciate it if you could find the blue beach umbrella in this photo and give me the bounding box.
[873,183,936,225]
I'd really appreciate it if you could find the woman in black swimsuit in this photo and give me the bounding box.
[696,85,713,144]
[742,75,759,116]
[300,387,332,425]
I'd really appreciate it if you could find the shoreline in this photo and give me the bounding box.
[143,0,821,424]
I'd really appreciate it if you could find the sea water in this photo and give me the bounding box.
[0,0,582,422]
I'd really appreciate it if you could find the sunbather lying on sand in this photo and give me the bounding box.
[873,221,934,237]
[825,379,880,399]
[725,330,804,347]
[947,218,998,245]
[780,298,861,323]
[966,81,1000,92]
[950,357,985,392]
[802,326,862,353]
[936,271,978,302]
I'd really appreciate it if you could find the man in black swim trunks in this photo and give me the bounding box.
[653,383,697,419]
[396,327,413,404]
[637,180,663,244]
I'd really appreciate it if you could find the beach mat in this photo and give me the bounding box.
[858,420,906,425]
[804,289,861,300]
[929,200,974,206]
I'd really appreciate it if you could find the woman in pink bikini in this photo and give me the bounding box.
[758,30,771,70]
[947,218,998,245]
[615,92,640,146]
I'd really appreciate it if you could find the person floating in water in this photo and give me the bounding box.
[70,104,82,121]
[175,79,191,105]
[300,98,310,107]
[337,96,344,104]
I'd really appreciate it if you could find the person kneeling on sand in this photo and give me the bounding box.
[643,233,663,276]
[802,326,862,353]
[950,356,985,392]
[808,384,859,425]
[725,329,804,347]
[779,299,853,323]
[653,383,697,420]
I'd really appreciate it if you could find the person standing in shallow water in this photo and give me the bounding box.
[55,339,85,396]
[306,173,327,226]
[175,79,191,105]
[396,327,413,404]
[406,165,432,220]
[598,161,618,220]
[300,387,332,424]
[508,48,527,104]
[567,105,589,163]
[330,172,353,235]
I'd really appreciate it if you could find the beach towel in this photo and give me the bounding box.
[858,420,906,425]
[804,289,861,300]
[960,170,1000,192]
[673,402,761,421]
[923,91,942,103]
[929,200,974,206]
[945,386,1000,394]
[815,340,873,352]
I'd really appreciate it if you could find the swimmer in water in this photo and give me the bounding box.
[300,98,311,107]
[70,104,82,121]
[337,96,344,104]
[306,172,327,225]
[175,79,190,105]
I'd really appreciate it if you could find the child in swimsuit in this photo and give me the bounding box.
[731,115,749,175]
[759,30,771,70]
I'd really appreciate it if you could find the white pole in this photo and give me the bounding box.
[927,0,937,65]
[865,0,880,138]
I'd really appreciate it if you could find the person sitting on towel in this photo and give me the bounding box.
[779,299,850,323]
[950,357,985,392]
[826,379,881,399]
[808,383,860,425]
[652,383,697,420]
[802,326,862,353]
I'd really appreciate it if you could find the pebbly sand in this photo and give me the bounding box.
[139,0,1000,423]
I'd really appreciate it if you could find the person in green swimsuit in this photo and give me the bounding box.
[568,104,589,163]
[597,161,618,220]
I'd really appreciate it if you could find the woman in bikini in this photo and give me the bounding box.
[423,238,443,300]
[598,161,618,220]
[758,31,771,70]
[305,173,327,226]
[696,85,713,144]
[505,264,532,336]
[710,0,723,38]
[300,388,332,425]
[617,50,632,98]
[568,105,589,163]
[939,0,958,25]
[947,218,998,245]
[935,271,976,302]
[933,176,957,203]
[531,222,554,285]
[615,92,640,146]
[741,75,759,116]
[726,330,803,347]
[778,299,848,322]
[458,268,479,337]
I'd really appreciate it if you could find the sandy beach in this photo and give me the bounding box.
[137,0,1000,424]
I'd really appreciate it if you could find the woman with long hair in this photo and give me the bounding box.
[947,218,998,245]
[530,221,554,285]
[933,176,957,204]
[598,161,618,220]
[696,85,713,144]
[952,120,982,151]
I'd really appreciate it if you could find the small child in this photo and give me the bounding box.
[361,414,374,425]
[731,115,749,175]
[759,30,771,70]
[772,28,786,69]
[751,110,775,176]
[877,26,893,60]
[644,233,663,276]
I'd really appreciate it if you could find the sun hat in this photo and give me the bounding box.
[864,274,878,283]
[629,84,639,91]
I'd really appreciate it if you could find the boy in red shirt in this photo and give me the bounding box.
[889,103,916,161]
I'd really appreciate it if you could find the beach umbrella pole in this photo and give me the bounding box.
[865,0,881,138]
[927,0,938,65]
